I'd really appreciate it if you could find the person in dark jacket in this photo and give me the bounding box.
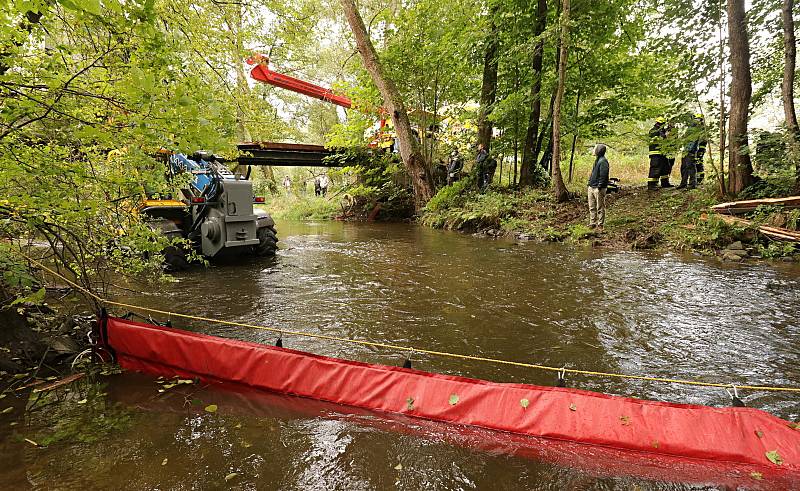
[588,143,610,229]
[475,144,489,191]
[647,118,667,190]
[447,148,464,185]
[677,115,707,190]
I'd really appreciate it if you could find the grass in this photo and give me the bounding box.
[262,194,341,221]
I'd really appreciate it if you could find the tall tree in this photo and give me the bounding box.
[726,0,754,194]
[782,0,800,192]
[550,0,570,202]
[477,7,500,151]
[340,0,435,205]
[520,0,548,186]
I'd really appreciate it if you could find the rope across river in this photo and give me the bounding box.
[24,255,800,395]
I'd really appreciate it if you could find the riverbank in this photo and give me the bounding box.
[420,181,800,260]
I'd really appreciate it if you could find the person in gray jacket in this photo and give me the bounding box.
[587,143,610,230]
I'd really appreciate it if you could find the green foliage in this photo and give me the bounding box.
[425,179,473,212]
[268,197,340,221]
[757,242,798,259]
[568,224,594,240]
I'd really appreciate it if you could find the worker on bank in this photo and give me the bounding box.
[588,143,610,230]
[314,176,321,196]
[447,148,464,185]
[283,175,292,195]
[319,174,330,196]
[475,143,496,192]
[677,114,707,190]
[661,121,676,188]
[647,118,668,190]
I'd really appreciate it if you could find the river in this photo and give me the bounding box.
[2,221,799,489]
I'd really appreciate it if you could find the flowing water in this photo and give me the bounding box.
[2,221,800,490]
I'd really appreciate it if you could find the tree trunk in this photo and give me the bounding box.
[782,0,800,192]
[340,0,435,206]
[520,0,547,186]
[551,0,570,203]
[477,7,500,151]
[718,17,727,196]
[726,0,754,195]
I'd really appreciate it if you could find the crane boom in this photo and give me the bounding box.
[246,55,353,109]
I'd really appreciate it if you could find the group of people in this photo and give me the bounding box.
[281,174,330,196]
[445,144,497,192]
[647,114,708,190]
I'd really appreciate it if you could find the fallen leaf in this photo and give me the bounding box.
[205,404,218,413]
[449,394,459,406]
[24,438,39,447]
[750,471,763,481]
[788,422,800,430]
[569,403,577,412]
[651,441,659,449]
[620,416,631,426]
[161,458,168,466]
[235,423,242,429]
[755,430,764,438]
[406,397,414,411]
[520,398,529,409]
[158,389,165,393]
[178,379,194,385]
[765,450,783,466]
[241,441,252,448]
[162,384,176,390]
[225,472,238,482]
[0,394,5,400]
[77,399,87,405]
[394,463,403,470]
[9,422,17,427]
[1,407,13,414]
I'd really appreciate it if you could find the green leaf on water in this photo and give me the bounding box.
[178,379,193,385]
[225,472,238,482]
[520,398,529,409]
[1,407,13,414]
[235,423,242,429]
[394,463,403,470]
[750,471,763,481]
[205,404,218,413]
[77,399,87,404]
[0,394,5,400]
[448,394,459,406]
[162,383,176,389]
[161,458,168,466]
[765,450,783,465]
[241,441,251,448]
[406,397,414,411]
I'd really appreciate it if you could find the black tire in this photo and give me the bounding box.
[255,225,278,257]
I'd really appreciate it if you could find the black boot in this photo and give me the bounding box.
[660,178,674,188]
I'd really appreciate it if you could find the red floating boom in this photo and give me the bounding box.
[100,315,800,484]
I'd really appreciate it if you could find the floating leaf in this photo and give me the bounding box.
[750,471,763,481]
[620,416,631,426]
[235,423,242,429]
[225,472,238,482]
[765,450,783,465]
[178,379,194,385]
[406,397,414,411]
[205,404,218,413]
[24,438,39,447]
[0,394,5,400]
[158,389,165,393]
[241,441,252,448]
[394,463,403,470]
[9,422,17,427]
[1,407,13,414]
[161,458,168,466]
[755,430,764,438]
[162,384,177,389]
[77,399,87,404]
[448,394,459,406]
[569,403,577,412]
[520,398,529,409]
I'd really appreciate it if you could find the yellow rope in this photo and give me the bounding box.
[22,254,800,394]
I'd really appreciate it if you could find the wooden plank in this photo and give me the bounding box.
[713,214,800,242]
[31,372,85,393]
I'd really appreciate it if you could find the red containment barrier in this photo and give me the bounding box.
[101,316,800,486]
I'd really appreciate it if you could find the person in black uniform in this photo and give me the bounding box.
[447,148,464,185]
[678,114,707,190]
[647,118,668,190]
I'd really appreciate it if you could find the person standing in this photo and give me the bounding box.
[283,175,292,195]
[647,118,667,190]
[588,143,610,230]
[319,174,330,196]
[447,148,464,185]
[660,121,676,188]
[475,143,489,191]
[678,114,707,190]
[314,176,321,196]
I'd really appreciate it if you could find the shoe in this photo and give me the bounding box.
[661,182,674,188]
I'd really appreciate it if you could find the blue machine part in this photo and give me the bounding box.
[169,153,215,197]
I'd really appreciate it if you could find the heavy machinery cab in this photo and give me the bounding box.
[140,151,277,263]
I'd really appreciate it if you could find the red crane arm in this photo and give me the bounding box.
[247,55,352,109]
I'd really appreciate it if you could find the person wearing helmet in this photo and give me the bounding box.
[647,118,668,190]
[678,114,707,190]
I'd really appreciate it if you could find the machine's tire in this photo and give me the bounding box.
[255,226,278,257]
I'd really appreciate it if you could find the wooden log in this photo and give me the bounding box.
[713,214,800,242]
[711,196,800,215]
